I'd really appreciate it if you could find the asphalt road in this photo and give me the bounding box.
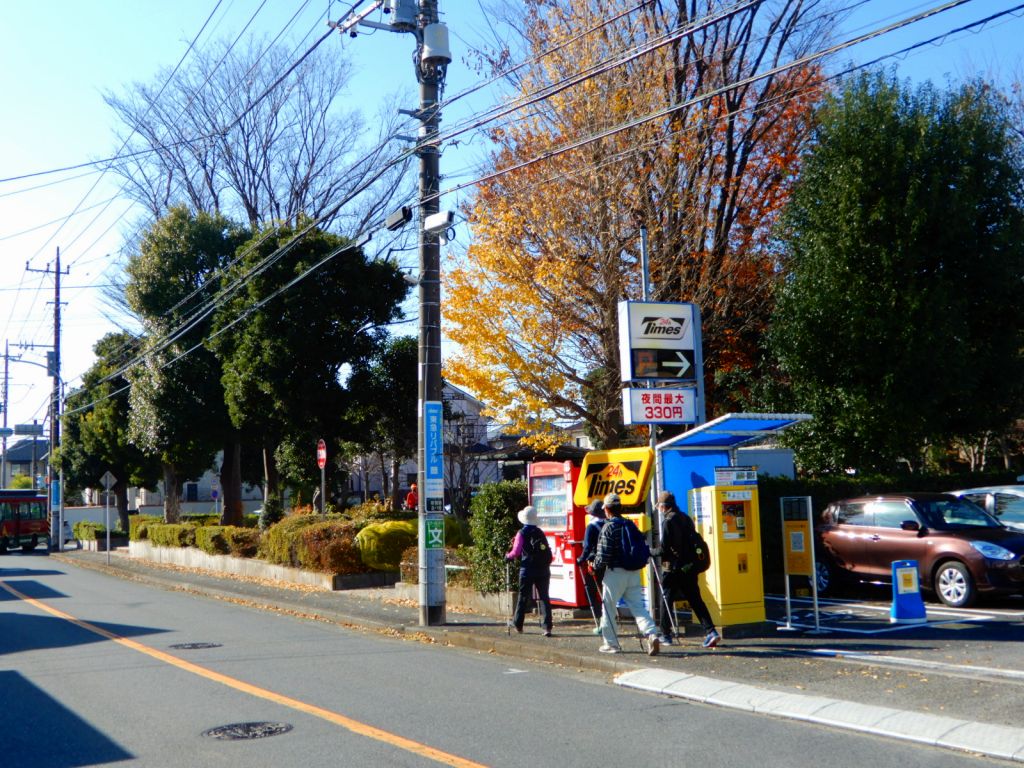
[0,554,1009,767]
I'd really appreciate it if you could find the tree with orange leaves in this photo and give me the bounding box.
[445,0,825,448]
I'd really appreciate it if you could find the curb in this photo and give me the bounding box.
[618,669,1024,762]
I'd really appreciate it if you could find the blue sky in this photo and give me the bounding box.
[0,1,1021,433]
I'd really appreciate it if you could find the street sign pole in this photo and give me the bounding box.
[100,471,116,565]
[316,439,327,515]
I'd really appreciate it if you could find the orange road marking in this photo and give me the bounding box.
[1,580,488,768]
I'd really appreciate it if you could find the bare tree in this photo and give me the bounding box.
[103,37,412,232]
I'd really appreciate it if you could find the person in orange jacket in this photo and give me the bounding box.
[404,483,418,511]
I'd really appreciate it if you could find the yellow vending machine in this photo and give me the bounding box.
[690,466,765,628]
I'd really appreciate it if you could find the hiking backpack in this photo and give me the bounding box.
[521,526,553,567]
[689,529,711,574]
[618,518,650,571]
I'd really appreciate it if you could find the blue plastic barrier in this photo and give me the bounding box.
[890,560,927,624]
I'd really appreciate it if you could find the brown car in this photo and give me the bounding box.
[815,493,1024,607]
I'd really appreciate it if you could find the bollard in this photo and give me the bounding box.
[890,560,927,624]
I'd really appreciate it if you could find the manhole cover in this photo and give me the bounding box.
[202,722,293,741]
[169,642,222,650]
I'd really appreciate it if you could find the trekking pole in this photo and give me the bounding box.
[505,560,512,636]
[583,567,601,630]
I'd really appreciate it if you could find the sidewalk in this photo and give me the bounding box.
[51,549,1024,762]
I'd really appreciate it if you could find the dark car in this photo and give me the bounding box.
[815,493,1024,607]
[947,485,1024,533]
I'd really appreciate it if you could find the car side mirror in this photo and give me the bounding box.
[900,520,920,532]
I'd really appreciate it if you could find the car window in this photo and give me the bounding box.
[868,501,912,528]
[837,502,869,526]
[960,492,990,509]
[994,493,1024,525]
[917,498,1000,529]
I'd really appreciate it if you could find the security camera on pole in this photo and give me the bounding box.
[331,0,451,625]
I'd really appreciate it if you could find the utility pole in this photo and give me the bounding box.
[333,0,452,626]
[26,248,67,550]
[2,342,9,486]
[415,0,449,626]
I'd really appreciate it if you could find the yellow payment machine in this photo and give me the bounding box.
[689,466,765,627]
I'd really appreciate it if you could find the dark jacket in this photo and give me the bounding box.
[660,506,698,572]
[577,518,606,566]
[594,515,626,571]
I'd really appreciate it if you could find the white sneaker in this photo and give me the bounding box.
[598,644,621,654]
[646,635,660,656]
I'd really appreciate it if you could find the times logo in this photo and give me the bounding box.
[639,316,686,337]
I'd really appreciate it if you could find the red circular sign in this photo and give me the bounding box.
[316,439,327,469]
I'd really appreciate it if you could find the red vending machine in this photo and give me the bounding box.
[527,461,589,608]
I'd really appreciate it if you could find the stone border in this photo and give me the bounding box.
[128,540,398,590]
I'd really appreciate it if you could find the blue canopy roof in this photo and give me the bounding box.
[656,412,811,452]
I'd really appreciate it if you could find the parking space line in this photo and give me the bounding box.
[808,648,1024,682]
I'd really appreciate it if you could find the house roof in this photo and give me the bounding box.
[475,443,589,463]
[4,438,50,463]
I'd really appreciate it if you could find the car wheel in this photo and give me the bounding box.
[934,561,975,608]
[814,559,834,595]
[21,535,38,553]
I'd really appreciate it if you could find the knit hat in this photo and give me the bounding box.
[603,492,621,507]
[585,499,605,518]
[657,491,676,506]
[517,505,538,525]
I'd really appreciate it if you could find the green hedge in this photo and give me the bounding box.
[129,515,163,541]
[258,514,328,567]
[195,526,231,555]
[467,480,527,594]
[73,521,104,541]
[147,523,197,548]
[224,526,260,557]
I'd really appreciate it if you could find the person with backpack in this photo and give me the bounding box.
[576,499,607,635]
[506,505,553,637]
[656,491,720,648]
[593,492,660,656]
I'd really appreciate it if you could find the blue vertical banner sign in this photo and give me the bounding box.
[424,400,444,512]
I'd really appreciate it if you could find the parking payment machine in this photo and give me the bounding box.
[690,466,765,627]
[527,461,588,607]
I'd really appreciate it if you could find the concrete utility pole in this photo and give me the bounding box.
[26,248,67,549]
[334,0,451,626]
[414,0,449,626]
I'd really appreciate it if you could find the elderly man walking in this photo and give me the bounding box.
[593,493,660,656]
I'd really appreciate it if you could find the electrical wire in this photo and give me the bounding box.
[45,0,1024,417]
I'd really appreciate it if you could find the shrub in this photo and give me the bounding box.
[130,515,162,541]
[398,544,474,587]
[195,526,231,555]
[259,496,285,531]
[355,520,416,571]
[240,514,260,528]
[399,545,418,583]
[446,546,474,588]
[297,520,366,574]
[224,526,260,557]
[182,514,220,527]
[343,499,413,528]
[467,479,526,594]
[147,523,197,548]
[73,521,104,541]
[258,513,323,567]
